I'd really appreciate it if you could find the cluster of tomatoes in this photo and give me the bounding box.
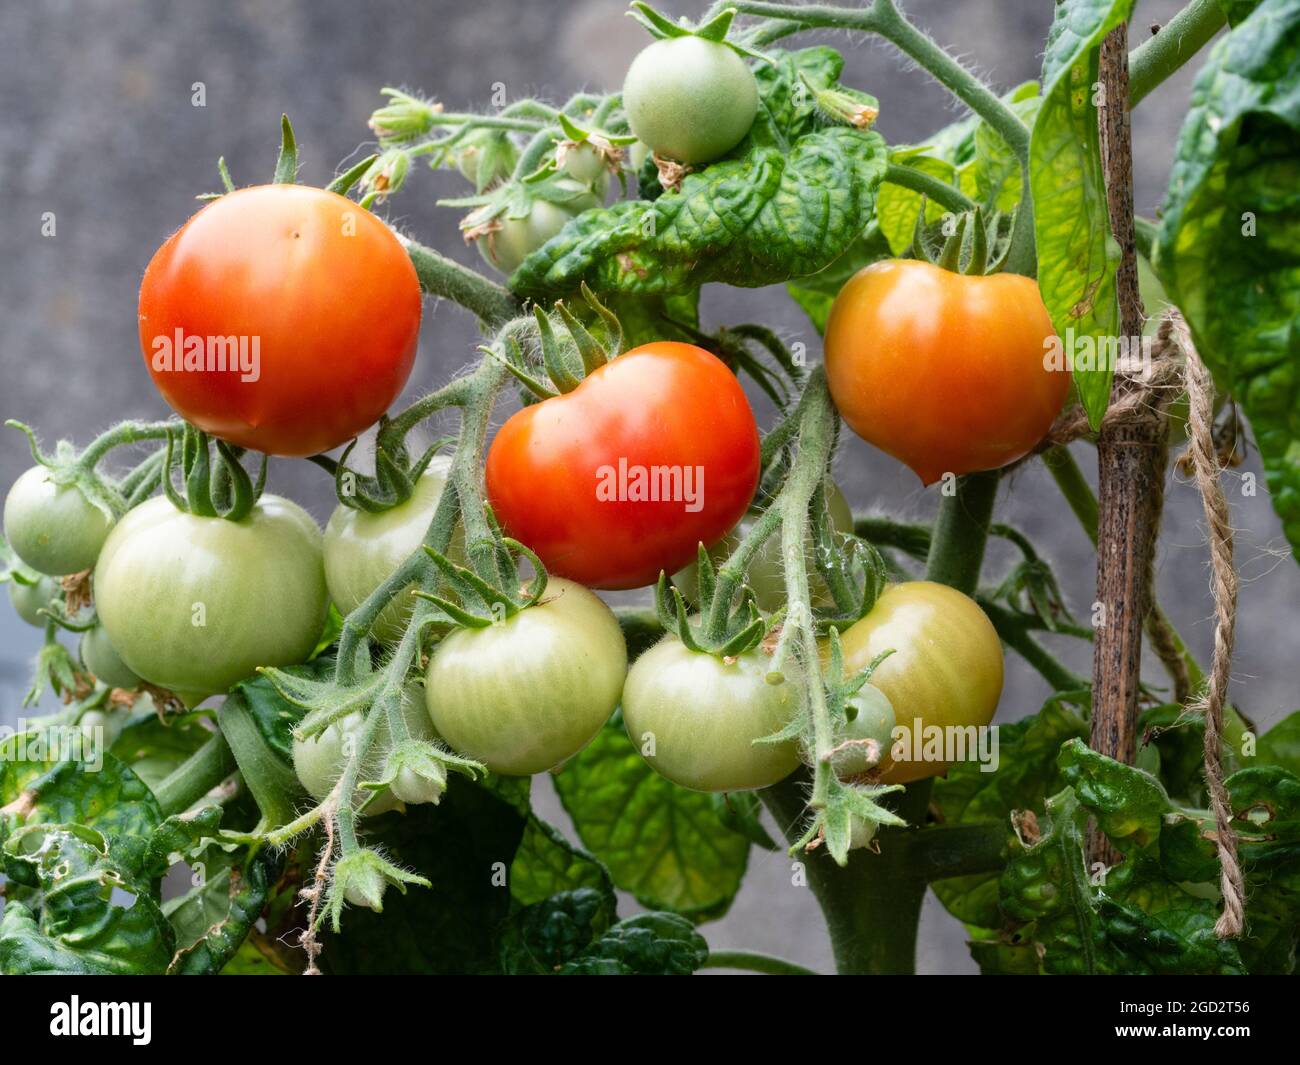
[4,26,1067,805]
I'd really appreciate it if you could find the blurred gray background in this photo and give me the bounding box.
[2,0,1295,974]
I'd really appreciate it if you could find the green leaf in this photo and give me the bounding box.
[511,49,887,299]
[930,691,1088,929]
[974,83,1042,212]
[1219,0,1264,24]
[0,731,162,848]
[167,847,283,975]
[553,720,750,920]
[1153,0,1300,559]
[556,911,708,975]
[1031,0,1136,426]
[0,824,173,975]
[1254,709,1300,774]
[1056,737,1169,851]
[497,888,617,974]
[876,151,958,254]
[511,810,617,907]
[108,709,215,791]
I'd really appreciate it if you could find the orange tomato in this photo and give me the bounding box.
[824,260,1067,484]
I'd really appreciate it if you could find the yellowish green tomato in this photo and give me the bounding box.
[292,686,436,816]
[94,494,328,704]
[838,581,1003,784]
[622,36,759,165]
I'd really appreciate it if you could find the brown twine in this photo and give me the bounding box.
[1169,310,1245,938]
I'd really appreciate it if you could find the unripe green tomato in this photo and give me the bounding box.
[621,637,801,792]
[455,132,517,189]
[424,578,626,776]
[292,686,434,816]
[343,864,387,910]
[673,479,854,611]
[561,140,611,206]
[94,494,328,704]
[323,458,461,645]
[622,36,759,165]
[80,624,142,690]
[628,140,651,171]
[829,683,895,779]
[8,575,61,627]
[4,466,114,576]
[477,201,575,275]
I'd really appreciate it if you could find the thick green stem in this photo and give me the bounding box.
[925,471,999,596]
[216,693,303,828]
[153,733,237,817]
[760,773,933,974]
[1128,0,1226,107]
[883,162,976,214]
[701,950,818,975]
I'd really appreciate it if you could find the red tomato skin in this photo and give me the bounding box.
[486,342,760,590]
[824,260,1068,484]
[138,185,422,457]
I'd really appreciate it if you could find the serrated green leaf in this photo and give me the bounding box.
[1153,0,1300,559]
[553,720,750,920]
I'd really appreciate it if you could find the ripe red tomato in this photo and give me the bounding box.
[824,260,1067,484]
[138,185,422,457]
[486,342,760,589]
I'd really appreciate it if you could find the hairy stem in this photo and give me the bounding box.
[1128,0,1227,107]
[398,234,520,327]
[731,0,1030,163]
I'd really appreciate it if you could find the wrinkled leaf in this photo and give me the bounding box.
[1154,0,1300,558]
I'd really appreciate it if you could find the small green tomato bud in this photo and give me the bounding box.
[337,853,388,913]
[369,91,441,142]
[390,760,447,806]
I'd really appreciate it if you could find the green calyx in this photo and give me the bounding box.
[200,115,380,205]
[162,424,266,523]
[655,557,767,658]
[484,283,625,400]
[413,536,549,629]
[628,3,768,63]
[910,203,1013,276]
[312,427,455,514]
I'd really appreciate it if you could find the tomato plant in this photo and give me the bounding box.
[4,0,1298,985]
[486,341,761,589]
[824,260,1068,484]
[138,184,422,457]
